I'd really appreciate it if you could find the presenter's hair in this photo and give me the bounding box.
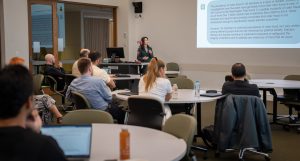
[143,57,165,92]
[0,65,33,119]
[77,58,92,75]
[231,63,246,78]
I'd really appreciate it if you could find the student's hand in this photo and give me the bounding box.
[26,109,42,133]
[58,61,63,68]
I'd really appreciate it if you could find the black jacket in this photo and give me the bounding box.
[214,95,272,152]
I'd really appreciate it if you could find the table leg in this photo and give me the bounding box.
[196,102,202,137]
[260,88,278,124]
[192,102,208,156]
[263,90,267,106]
[270,88,278,123]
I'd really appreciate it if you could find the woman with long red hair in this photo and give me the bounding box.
[138,57,172,119]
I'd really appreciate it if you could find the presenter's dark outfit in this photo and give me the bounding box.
[0,126,67,161]
[137,46,154,74]
[137,46,154,62]
[222,80,261,97]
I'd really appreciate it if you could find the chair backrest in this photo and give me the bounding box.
[44,75,58,92]
[214,95,272,152]
[33,74,44,95]
[169,77,194,89]
[62,109,114,124]
[65,74,77,87]
[283,75,300,100]
[162,114,196,155]
[71,91,92,109]
[126,95,165,130]
[166,62,179,71]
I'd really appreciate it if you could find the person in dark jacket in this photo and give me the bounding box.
[137,36,154,62]
[0,65,66,161]
[222,63,260,97]
[44,53,65,91]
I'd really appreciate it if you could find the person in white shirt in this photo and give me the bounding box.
[88,51,116,90]
[72,48,90,77]
[138,57,172,119]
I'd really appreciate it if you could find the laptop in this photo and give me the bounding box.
[41,125,92,158]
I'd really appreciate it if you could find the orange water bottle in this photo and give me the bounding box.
[120,128,130,160]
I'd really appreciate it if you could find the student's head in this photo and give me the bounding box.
[140,36,149,46]
[45,54,55,65]
[143,57,166,91]
[231,63,246,79]
[77,57,92,75]
[80,48,90,58]
[0,65,33,119]
[88,51,101,65]
[9,57,25,65]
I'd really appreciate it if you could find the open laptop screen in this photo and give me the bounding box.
[41,125,92,158]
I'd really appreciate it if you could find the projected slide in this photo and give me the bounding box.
[197,0,300,48]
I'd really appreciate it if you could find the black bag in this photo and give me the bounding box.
[202,125,217,149]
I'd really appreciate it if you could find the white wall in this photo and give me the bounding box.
[2,0,29,66]
[2,0,300,89]
[129,0,300,89]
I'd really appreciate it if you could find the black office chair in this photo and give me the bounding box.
[214,95,272,161]
[70,91,92,110]
[277,75,300,131]
[126,95,165,130]
[44,75,66,104]
[65,74,77,88]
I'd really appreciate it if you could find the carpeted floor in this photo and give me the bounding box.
[193,101,300,161]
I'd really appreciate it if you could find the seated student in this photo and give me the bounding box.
[9,57,63,125]
[66,58,125,123]
[34,94,63,124]
[72,48,90,77]
[0,65,66,161]
[44,53,65,91]
[222,63,261,97]
[88,51,116,90]
[138,57,173,119]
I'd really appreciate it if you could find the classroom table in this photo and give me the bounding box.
[89,124,186,161]
[250,79,300,123]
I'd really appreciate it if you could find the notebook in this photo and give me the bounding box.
[200,92,223,97]
[118,83,139,96]
[41,125,92,158]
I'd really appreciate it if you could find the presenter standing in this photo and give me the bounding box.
[137,37,154,62]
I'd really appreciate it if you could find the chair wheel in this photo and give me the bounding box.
[265,156,271,161]
[203,152,208,160]
[283,125,290,131]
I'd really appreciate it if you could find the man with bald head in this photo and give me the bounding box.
[44,54,65,91]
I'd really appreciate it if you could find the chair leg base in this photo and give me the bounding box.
[238,148,270,161]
